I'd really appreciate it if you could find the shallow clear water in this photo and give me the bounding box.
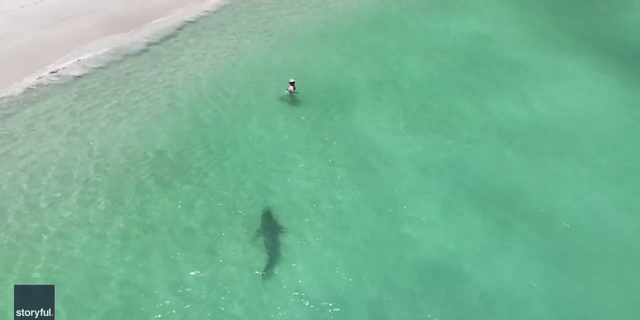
[1,0,639,319]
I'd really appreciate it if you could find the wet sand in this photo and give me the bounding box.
[0,0,216,93]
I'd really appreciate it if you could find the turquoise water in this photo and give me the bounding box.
[1,0,639,319]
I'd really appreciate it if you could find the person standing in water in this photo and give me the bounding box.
[286,79,297,95]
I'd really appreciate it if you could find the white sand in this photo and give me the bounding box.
[0,0,222,95]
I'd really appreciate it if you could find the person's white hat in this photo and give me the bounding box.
[289,79,295,82]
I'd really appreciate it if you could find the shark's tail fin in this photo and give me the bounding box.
[261,260,276,281]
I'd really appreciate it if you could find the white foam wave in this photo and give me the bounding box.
[0,0,232,100]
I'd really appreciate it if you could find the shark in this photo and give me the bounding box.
[255,206,285,280]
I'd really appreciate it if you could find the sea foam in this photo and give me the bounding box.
[0,0,232,100]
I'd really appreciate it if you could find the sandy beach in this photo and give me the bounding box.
[0,0,222,96]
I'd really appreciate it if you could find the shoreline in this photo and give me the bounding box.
[0,0,229,99]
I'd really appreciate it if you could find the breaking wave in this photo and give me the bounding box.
[0,0,232,100]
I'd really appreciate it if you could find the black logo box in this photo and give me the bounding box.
[14,285,55,320]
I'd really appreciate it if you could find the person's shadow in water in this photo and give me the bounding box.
[279,93,301,107]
